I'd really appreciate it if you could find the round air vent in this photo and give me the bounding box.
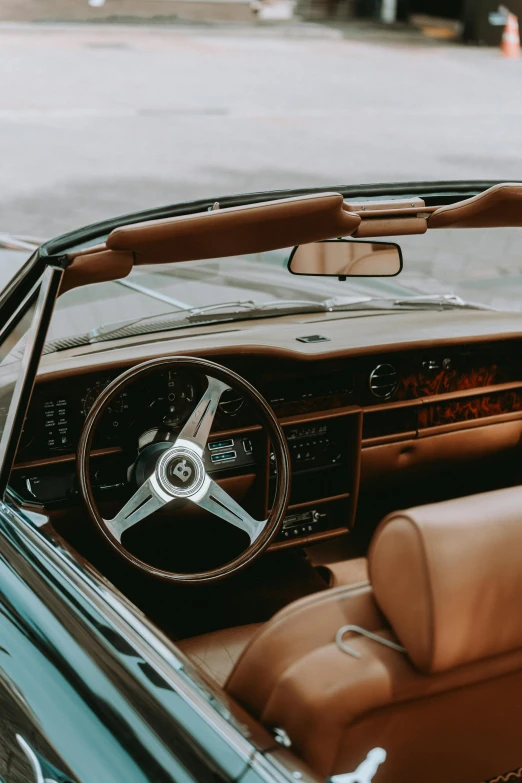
[369,363,398,399]
[219,389,245,416]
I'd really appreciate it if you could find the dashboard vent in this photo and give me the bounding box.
[369,363,398,399]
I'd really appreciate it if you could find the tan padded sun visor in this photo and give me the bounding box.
[105,192,361,264]
[60,249,134,296]
[428,182,522,228]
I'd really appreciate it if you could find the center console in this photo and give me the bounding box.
[270,409,361,548]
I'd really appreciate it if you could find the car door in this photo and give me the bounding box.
[0,251,258,783]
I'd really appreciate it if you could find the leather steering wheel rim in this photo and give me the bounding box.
[77,356,291,584]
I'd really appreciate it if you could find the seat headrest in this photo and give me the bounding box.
[369,487,522,674]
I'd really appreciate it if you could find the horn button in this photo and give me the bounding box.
[156,446,205,498]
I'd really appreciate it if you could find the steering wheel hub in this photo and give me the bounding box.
[156,446,205,498]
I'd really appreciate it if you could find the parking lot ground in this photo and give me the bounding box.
[1,21,521,244]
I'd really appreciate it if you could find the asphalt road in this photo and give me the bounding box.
[2,21,522,313]
[2,22,522,240]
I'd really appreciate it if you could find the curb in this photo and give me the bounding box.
[0,19,343,39]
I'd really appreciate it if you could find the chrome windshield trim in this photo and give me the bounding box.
[114,278,192,311]
[0,234,40,252]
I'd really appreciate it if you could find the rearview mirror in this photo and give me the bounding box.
[288,239,403,280]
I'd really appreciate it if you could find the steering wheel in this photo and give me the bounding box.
[77,357,291,583]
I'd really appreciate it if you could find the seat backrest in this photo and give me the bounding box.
[227,487,522,783]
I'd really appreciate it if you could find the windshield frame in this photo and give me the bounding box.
[0,263,64,495]
[42,180,507,258]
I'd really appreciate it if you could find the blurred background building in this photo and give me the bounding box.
[311,0,522,46]
[2,0,520,37]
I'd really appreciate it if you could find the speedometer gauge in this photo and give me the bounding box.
[81,378,133,440]
[143,370,197,428]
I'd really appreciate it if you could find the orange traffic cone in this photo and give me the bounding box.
[501,12,521,58]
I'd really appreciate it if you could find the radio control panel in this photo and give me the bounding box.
[271,422,344,475]
[280,508,327,539]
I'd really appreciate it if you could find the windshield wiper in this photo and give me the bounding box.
[44,293,493,354]
[44,298,339,353]
[88,298,337,341]
[87,299,269,341]
[0,233,41,252]
[90,293,492,342]
[388,294,493,311]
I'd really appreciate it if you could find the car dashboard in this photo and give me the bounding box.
[12,323,522,552]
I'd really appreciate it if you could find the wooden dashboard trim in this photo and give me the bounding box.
[270,526,349,551]
[14,445,123,471]
[417,381,522,405]
[279,405,361,427]
[363,398,423,413]
[285,492,351,512]
[362,381,522,414]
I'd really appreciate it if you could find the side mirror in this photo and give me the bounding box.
[288,239,403,280]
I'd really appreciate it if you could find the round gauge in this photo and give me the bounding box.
[0,404,34,453]
[218,389,245,416]
[142,370,197,429]
[81,378,133,440]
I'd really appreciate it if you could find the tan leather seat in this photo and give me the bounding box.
[178,623,263,686]
[317,556,369,587]
[177,557,368,686]
[222,487,522,782]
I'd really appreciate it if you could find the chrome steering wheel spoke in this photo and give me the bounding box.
[104,475,170,542]
[191,476,267,544]
[106,445,265,545]
[177,375,230,453]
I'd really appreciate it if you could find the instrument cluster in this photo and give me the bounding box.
[19,368,204,462]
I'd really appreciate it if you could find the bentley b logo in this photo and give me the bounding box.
[173,459,192,483]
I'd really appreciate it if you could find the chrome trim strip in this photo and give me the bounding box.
[115,278,192,311]
[0,234,40,252]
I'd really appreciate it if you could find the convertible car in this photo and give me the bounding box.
[1,180,522,783]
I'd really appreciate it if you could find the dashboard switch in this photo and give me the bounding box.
[210,451,236,464]
[208,438,234,452]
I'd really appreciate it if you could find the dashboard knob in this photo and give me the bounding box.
[323,440,342,464]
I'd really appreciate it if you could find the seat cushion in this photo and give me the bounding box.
[177,623,264,686]
[317,557,369,587]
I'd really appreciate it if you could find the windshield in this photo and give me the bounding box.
[47,226,522,344]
